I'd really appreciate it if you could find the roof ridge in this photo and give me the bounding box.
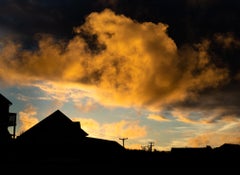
[0,93,12,105]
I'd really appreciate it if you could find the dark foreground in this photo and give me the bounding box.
[1,142,240,172]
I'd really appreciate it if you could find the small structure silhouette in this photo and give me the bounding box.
[0,94,17,144]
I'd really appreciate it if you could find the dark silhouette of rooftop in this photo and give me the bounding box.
[17,110,88,144]
[0,94,12,106]
[14,109,125,164]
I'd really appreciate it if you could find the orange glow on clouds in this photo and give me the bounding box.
[147,114,170,122]
[2,9,238,150]
[74,117,147,140]
[0,9,229,112]
[18,105,39,135]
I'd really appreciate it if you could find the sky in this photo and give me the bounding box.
[1,0,240,151]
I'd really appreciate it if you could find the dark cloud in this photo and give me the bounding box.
[108,0,240,46]
[210,33,240,76]
[1,0,240,45]
[169,80,240,123]
[0,0,103,42]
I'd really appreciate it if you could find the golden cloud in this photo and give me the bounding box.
[74,117,147,140]
[18,105,39,135]
[0,9,229,111]
[102,120,147,139]
[74,99,98,112]
[147,114,170,122]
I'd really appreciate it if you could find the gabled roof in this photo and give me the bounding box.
[0,93,12,105]
[17,110,88,144]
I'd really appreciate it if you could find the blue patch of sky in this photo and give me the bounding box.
[1,86,56,118]
[61,99,143,124]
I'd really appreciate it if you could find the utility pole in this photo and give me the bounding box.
[119,137,128,148]
[148,141,154,152]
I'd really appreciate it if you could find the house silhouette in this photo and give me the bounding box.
[15,109,124,163]
[17,110,88,144]
[0,94,17,143]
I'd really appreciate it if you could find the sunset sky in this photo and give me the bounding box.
[1,0,240,151]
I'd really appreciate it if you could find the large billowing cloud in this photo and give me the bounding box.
[0,9,228,112]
